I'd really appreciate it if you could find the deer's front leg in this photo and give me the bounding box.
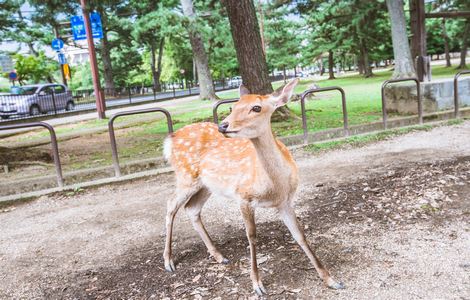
[279,203,345,290]
[240,202,267,295]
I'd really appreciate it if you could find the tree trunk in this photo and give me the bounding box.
[181,0,218,101]
[386,0,416,78]
[223,0,294,120]
[283,66,287,83]
[328,50,335,79]
[457,19,470,69]
[150,38,164,92]
[97,9,115,92]
[360,39,373,77]
[356,54,364,74]
[222,0,272,94]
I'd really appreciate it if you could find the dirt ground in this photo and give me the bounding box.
[1,121,469,299]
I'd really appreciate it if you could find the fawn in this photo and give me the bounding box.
[163,78,344,295]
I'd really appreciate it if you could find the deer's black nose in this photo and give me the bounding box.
[218,122,229,133]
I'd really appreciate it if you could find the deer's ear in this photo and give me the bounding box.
[269,78,299,107]
[239,84,250,97]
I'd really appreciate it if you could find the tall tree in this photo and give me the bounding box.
[222,0,273,95]
[132,0,180,91]
[264,3,302,81]
[96,6,115,91]
[181,0,218,100]
[0,0,21,34]
[201,0,238,81]
[386,0,416,78]
[457,19,470,69]
[442,19,452,67]
[223,0,295,120]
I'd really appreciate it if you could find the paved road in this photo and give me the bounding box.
[74,86,209,111]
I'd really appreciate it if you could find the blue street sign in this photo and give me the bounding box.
[58,53,67,65]
[71,12,103,41]
[8,71,17,80]
[51,38,64,51]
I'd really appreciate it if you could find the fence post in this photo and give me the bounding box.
[108,108,174,177]
[0,122,64,187]
[381,78,421,129]
[454,70,470,118]
[51,90,58,115]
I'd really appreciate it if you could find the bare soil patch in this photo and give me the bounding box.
[40,156,470,300]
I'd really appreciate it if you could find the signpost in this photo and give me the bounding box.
[63,64,71,80]
[8,71,17,81]
[57,53,67,65]
[9,71,17,85]
[71,12,103,41]
[51,38,64,51]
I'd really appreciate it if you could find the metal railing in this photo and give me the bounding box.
[0,121,64,187]
[108,107,174,177]
[300,87,349,144]
[212,98,239,124]
[453,70,470,118]
[381,78,422,129]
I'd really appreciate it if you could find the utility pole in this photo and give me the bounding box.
[80,0,106,119]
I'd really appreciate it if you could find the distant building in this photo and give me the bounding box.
[0,55,13,72]
[63,41,89,66]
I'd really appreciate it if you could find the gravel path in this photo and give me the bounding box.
[1,121,469,299]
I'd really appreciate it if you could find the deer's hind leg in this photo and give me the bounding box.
[184,187,229,264]
[163,181,201,272]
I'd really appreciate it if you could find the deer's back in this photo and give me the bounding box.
[165,122,297,203]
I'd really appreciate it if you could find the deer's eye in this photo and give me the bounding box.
[251,105,262,113]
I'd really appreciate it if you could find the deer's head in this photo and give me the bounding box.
[218,78,299,139]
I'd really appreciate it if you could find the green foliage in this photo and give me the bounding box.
[7,52,56,84]
[2,0,470,90]
[297,0,391,76]
[197,0,238,79]
[68,63,93,90]
[264,4,302,72]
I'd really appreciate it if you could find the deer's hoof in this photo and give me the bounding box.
[165,260,176,272]
[221,258,230,264]
[328,280,345,290]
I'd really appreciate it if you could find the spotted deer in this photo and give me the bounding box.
[163,78,344,295]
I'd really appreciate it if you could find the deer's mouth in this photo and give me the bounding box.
[223,130,239,137]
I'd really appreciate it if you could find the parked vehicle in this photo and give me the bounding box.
[0,83,75,119]
[227,76,242,88]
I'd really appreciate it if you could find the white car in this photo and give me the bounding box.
[0,83,75,119]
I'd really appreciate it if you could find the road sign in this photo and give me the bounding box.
[71,12,103,41]
[58,53,67,65]
[51,38,64,51]
[63,64,71,80]
[8,71,17,80]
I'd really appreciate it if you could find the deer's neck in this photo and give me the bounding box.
[250,131,291,185]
